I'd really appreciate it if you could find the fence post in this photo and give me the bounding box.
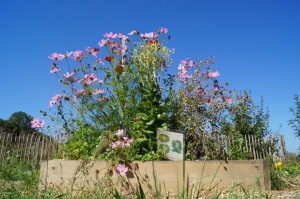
[280,135,287,162]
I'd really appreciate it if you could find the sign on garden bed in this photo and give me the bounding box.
[157,128,184,161]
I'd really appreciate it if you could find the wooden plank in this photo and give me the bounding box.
[28,134,34,161]
[40,134,45,160]
[40,160,271,193]
[23,134,30,160]
[0,133,7,160]
[16,133,22,158]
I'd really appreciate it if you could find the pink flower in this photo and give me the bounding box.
[123,137,133,147]
[178,62,192,83]
[111,142,118,149]
[116,164,128,176]
[75,89,85,98]
[98,39,110,47]
[222,96,233,104]
[64,51,73,58]
[72,50,84,62]
[49,94,62,107]
[96,57,104,65]
[116,141,125,148]
[93,89,104,95]
[31,118,44,128]
[48,52,64,60]
[213,87,219,92]
[207,71,220,78]
[63,72,76,82]
[110,42,118,49]
[103,32,117,39]
[140,32,157,39]
[181,58,195,67]
[178,72,192,83]
[50,67,60,73]
[158,27,168,34]
[115,129,125,137]
[118,44,127,55]
[85,47,99,56]
[128,30,137,35]
[116,33,129,41]
[83,73,98,85]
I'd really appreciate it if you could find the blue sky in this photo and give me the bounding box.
[0,0,299,153]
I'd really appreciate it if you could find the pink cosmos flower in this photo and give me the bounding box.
[49,67,60,73]
[75,89,85,98]
[123,137,133,147]
[72,50,84,62]
[98,39,110,47]
[48,52,64,61]
[85,47,99,57]
[207,71,220,78]
[64,51,73,58]
[158,27,168,34]
[93,89,104,95]
[116,141,125,148]
[213,87,219,92]
[63,72,76,82]
[49,94,62,107]
[116,164,128,176]
[96,57,104,65]
[178,72,192,83]
[115,129,125,137]
[181,58,195,67]
[178,62,192,83]
[31,118,45,128]
[110,42,118,49]
[140,32,157,39]
[118,45,128,55]
[128,30,137,35]
[111,142,118,149]
[116,33,128,41]
[83,73,98,85]
[222,96,233,104]
[103,32,117,39]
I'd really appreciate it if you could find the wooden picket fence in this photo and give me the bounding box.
[214,134,287,160]
[0,132,63,162]
[0,131,287,163]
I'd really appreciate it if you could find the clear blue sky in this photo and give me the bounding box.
[0,0,299,153]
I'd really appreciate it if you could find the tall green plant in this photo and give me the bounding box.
[289,94,300,139]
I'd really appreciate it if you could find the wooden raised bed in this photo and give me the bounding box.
[39,159,270,193]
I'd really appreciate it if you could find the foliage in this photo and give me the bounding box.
[267,154,300,190]
[42,28,175,163]
[60,122,100,159]
[0,111,35,135]
[174,57,271,160]
[36,28,274,168]
[8,111,34,133]
[289,94,300,139]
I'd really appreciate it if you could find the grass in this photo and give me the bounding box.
[0,154,299,198]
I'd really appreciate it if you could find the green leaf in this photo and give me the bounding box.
[142,129,154,134]
[146,119,155,125]
[136,138,148,143]
[136,113,149,120]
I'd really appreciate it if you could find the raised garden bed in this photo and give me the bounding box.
[40,159,270,193]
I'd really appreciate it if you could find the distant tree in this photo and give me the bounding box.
[289,95,300,139]
[8,111,33,133]
[0,118,20,134]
